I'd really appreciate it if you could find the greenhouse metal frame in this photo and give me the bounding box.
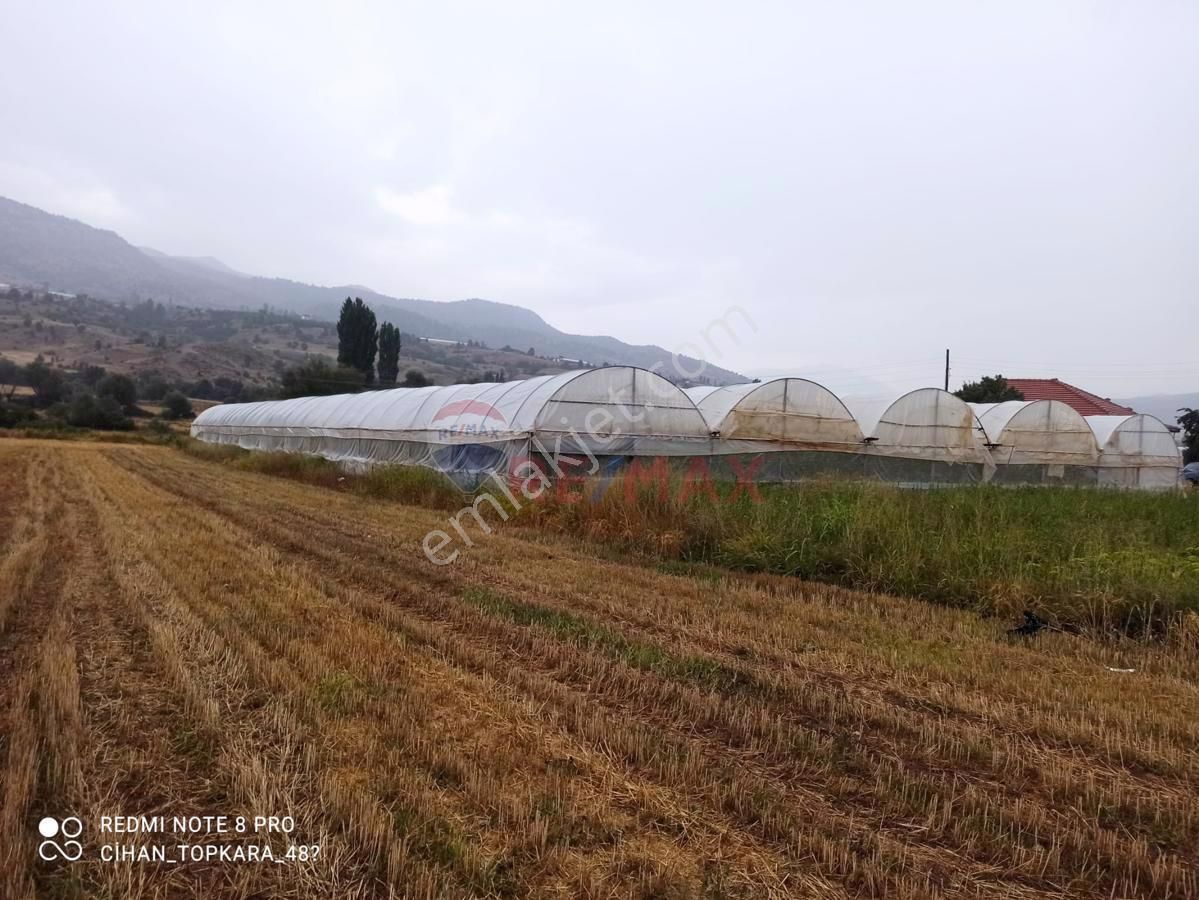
[972,400,1100,486]
[192,368,1183,491]
[191,367,712,488]
[843,388,994,485]
[1088,414,1183,490]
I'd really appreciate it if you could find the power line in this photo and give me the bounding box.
[956,357,1199,374]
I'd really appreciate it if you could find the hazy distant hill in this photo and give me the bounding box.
[1117,393,1199,427]
[0,196,190,301]
[140,247,249,278]
[0,195,742,383]
[0,290,581,390]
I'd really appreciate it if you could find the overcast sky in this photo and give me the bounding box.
[2,1,1196,397]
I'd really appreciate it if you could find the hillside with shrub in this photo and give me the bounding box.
[0,288,580,409]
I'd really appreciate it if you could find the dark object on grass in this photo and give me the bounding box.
[1008,610,1045,637]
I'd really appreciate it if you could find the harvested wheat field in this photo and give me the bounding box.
[1,439,1197,899]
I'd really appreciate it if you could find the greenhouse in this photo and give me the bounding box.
[972,400,1099,485]
[683,378,868,481]
[685,379,862,445]
[844,388,994,484]
[192,368,1183,492]
[1087,414,1182,490]
[191,367,712,488]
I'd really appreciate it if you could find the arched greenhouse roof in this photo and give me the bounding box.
[684,378,863,445]
[846,388,986,451]
[1088,414,1183,490]
[1087,414,1181,460]
[681,385,722,407]
[971,400,1098,459]
[192,366,710,444]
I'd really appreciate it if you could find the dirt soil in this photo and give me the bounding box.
[1,439,1196,899]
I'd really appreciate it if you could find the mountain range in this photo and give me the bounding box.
[0,195,742,384]
[1115,393,1199,428]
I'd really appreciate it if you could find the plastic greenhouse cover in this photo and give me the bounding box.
[1089,414,1183,490]
[972,401,1098,463]
[685,379,863,446]
[681,385,722,408]
[844,389,986,452]
[193,368,712,446]
[191,368,1181,491]
[1087,414,1182,460]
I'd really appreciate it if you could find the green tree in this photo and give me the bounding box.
[190,379,216,400]
[0,355,20,401]
[137,373,170,401]
[377,322,401,386]
[25,355,66,408]
[96,373,138,411]
[65,392,134,430]
[1178,408,1199,464]
[336,297,378,384]
[402,369,432,388]
[161,391,194,420]
[954,375,1024,404]
[78,364,108,388]
[0,402,34,428]
[280,358,366,399]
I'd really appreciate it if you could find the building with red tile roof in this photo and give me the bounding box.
[1006,378,1135,417]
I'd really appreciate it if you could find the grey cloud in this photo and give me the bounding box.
[1,1,1196,397]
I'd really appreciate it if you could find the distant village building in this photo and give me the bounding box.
[1006,378,1134,417]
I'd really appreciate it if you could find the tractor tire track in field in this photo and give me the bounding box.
[83,449,819,897]
[0,449,31,552]
[69,466,428,899]
[2,447,445,899]
[1,442,1196,899]
[114,454,1199,818]
[107,449,1195,898]
[98,448,1194,896]
[0,448,83,899]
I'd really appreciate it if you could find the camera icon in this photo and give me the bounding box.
[37,816,84,861]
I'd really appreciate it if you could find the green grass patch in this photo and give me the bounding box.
[180,439,1199,636]
[522,476,1199,635]
[460,585,750,691]
[179,439,463,508]
[313,671,368,714]
[0,422,182,445]
[355,462,464,509]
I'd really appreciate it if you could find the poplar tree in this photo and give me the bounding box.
[377,322,401,386]
[336,297,378,384]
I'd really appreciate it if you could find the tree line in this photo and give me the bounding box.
[0,354,193,430]
[279,297,430,399]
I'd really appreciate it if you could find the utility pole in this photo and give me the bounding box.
[944,349,950,392]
